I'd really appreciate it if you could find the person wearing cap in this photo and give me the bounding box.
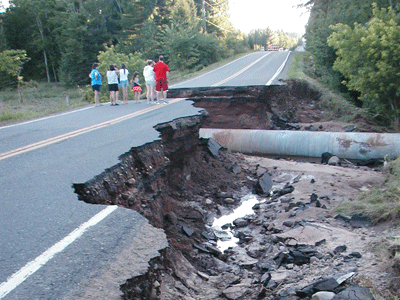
[153,55,170,104]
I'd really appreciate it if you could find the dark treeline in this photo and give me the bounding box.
[0,0,302,88]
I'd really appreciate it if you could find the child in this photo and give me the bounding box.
[131,71,142,103]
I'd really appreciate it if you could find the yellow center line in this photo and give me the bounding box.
[211,52,271,87]
[0,98,185,161]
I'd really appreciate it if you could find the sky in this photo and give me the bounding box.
[0,0,9,13]
[228,0,310,34]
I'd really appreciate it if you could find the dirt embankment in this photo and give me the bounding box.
[74,81,397,299]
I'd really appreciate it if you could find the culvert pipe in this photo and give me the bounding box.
[199,129,400,160]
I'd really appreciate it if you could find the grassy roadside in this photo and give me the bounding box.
[0,83,89,126]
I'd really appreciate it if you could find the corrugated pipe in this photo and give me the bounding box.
[199,129,400,160]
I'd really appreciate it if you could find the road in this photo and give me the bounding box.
[0,51,293,299]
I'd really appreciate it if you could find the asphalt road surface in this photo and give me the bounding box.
[0,51,293,299]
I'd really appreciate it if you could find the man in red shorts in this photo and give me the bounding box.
[153,55,170,104]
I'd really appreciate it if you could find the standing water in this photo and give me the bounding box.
[212,194,259,252]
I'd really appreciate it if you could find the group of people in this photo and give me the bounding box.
[89,55,169,106]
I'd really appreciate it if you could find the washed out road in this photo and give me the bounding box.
[0,51,293,299]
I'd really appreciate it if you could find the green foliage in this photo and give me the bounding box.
[305,0,394,91]
[155,24,225,70]
[0,49,30,89]
[97,45,145,79]
[328,4,400,127]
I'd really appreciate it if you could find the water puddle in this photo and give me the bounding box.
[212,194,259,252]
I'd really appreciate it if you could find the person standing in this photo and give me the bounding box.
[131,71,142,103]
[106,64,119,106]
[89,63,101,106]
[153,55,169,104]
[119,63,129,104]
[143,60,156,104]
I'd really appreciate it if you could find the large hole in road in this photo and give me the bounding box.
[73,81,370,299]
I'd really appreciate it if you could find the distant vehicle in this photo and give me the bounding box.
[268,44,280,51]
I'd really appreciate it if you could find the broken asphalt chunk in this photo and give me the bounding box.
[193,243,210,253]
[182,225,194,237]
[207,138,223,157]
[255,172,273,195]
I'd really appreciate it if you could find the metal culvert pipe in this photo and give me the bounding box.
[199,129,400,160]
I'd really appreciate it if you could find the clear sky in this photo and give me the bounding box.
[229,0,310,34]
[0,0,9,12]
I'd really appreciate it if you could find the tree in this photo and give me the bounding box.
[5,0,60,82]
[328,4,400,127]
[0,49,30,101]
[305,0,395,90]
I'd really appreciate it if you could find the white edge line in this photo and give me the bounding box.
[170,52,262,88]
[266,51,292,86]
[0,106,96,130]
[0,206,118,299]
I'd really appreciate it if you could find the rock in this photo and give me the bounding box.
[344,125,357,132]
[224,198,235,205]
[349,252,362,258]
[261,272,272,287]
[182,225,194,237]
[206,244,222,256]
[164,211,178,225]
[197,271,210,281]
[255,172,273,195]
[349,213,372,228]
[201,231,217,240]
[222,278,252,300]
[310,193,318,203]
[321,152,333,164]
[281,196,293,203]
[306,124,318,131]
[296,277,340,298]
[283,221,294,228]
[205,198,213,205]
[125,178,136,186]
[121,192,130,200]
[229,162,242,174]
[334,214,351,222]
[328,156,340,166]
[311,291,336,300]
[334,272,356,285]
[207,138,223,157]
[332,285,375,299]
[233,218,249,228]
[256,166,268,177]
[193,243,210,253]
[273,185,295,197]
[286,239,297,247]
[333,245,347,254]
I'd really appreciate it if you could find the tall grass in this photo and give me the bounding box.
[0,82,89,126]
